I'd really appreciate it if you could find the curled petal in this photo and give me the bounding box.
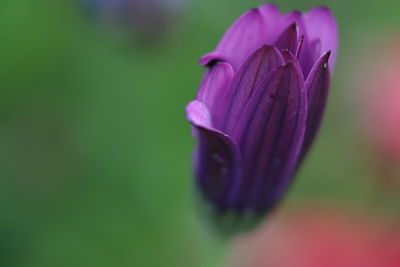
[304,6,338,71]
[186,100,213,129]
[186,100,242,212]
[200,8,265,70]
[196,62,234,120]
[300,51,331,160]
[229,62,307,213]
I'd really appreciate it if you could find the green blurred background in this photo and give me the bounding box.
[1,0,400,266]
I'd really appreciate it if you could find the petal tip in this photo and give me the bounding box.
[290,10,302,17]
[237,7,262,22]
[186,100,211,128]
[324,49,331,59]
[284,59,306,82]
[321,50,331,69]
[306,6,337,24]
[312,6,332,13]
[288,22,300,33]
[258,3,280,12]
[199,53,226,67]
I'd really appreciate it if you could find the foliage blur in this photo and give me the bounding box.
[1,0,400,266]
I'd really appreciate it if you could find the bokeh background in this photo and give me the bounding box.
[1,0,400,266]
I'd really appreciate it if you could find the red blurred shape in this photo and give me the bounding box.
[228,207,400,267]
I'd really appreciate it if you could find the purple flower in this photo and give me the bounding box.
[186,4,338,218]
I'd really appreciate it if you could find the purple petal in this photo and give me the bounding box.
[304,6,338,71]
[200,8,265,70]
[217,45,285,134]
[186,100,242,212]
[300,51,330,160]
[186,100,213,129]
[280,48,298,64]
[259,4,314,74]
[259,4,304,44]
[228,62,307,213]
[274,23,300,54]
[196,62,234,123]
[297,37,319,77]
[295,35,305,59]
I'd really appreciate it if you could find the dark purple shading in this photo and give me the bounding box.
[217,45,285,134]
[300,51,331,160]
[228,62,307,213]
[274,23,300,54]
[186,100,242,212]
